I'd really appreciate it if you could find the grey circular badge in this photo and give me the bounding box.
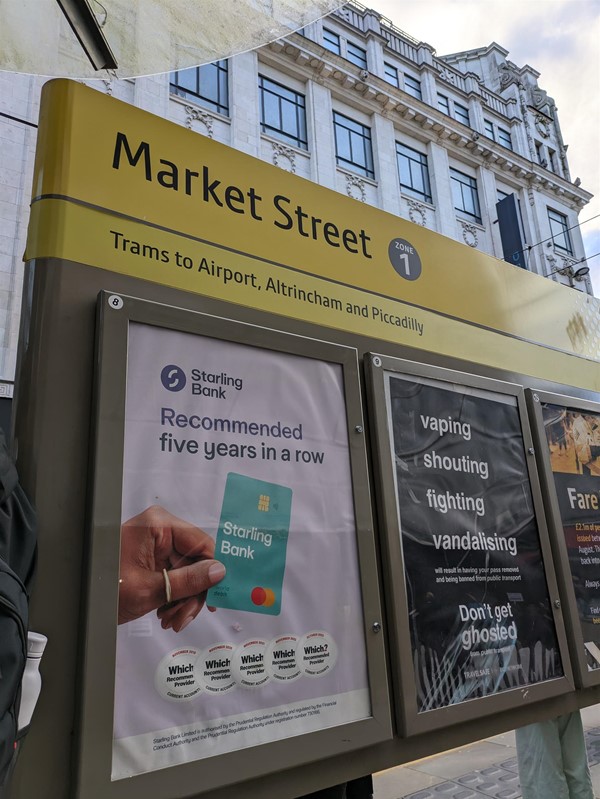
[388,238,422,281]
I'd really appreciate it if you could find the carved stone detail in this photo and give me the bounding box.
[546,252,578,275]
[184,106,214,137]
[459,221,479,248]
[559,146,570,182]
[438,67,458,86]
[534,115,550,138]
[272,142,297,173]
[518,85,537,161]
[346,174,366,203]
[406,199,427,227]
[498,62,521,89]
[529,87,555,117]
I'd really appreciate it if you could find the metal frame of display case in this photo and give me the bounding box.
[527,388,600,689]
[365,352,574,736]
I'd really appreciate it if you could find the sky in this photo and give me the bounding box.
[371,0,600,293]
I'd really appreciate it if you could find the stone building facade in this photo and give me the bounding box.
[0,0,593,384]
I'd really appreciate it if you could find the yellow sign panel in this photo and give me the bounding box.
[26,80,600,389]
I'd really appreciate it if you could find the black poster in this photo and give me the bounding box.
[541,403,600,670]
[388,375,563,712]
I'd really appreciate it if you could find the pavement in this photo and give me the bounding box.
[373,705,600,799]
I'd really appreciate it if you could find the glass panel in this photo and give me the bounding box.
[323,28,341,54]
[384,62,399,87]
[398,154,411,186]
[262,91,281,129]
[174,67,197,94]
[404,75,421,100]
[334,122,352,161]
[454,103,470,125]
[348,130,362,166]
[260,76,307,148]
[347,42,367,69]
[171,62,229,115]
[498,128,512,149]
[438,94,450,114]
[450,168,480,222]
[217,65,229,112]
[384,371,564,713]
[548,210,573,254]
[397,143,431,202]
[198,63,219,104]
[409,161,425,195]
[334,113,373,178]
[463,186,476,216]
[540,401,600,671]
[281,100,298,135]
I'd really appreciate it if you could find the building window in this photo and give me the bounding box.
[450,167,481,223]
[170,60,229,115]
[384,62,399,87]
[333,111,374,178]
[548,148,558,173]
[323,29,367,70]
[548,209,573,255]
[347,41,367,69]
[404,74,422,100]
[497,127,512,150]
[396,143,432,203]
[454,102,470,126]
[259,76,307,149]
[485,120,512,150]
[437,93,450,115]
[323,28,341,55]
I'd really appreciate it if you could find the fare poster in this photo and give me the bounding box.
[112,323,370,779]
[541,403,600,670]
[386,374,563,712]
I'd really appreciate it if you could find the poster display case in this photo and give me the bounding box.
[365,354,573,735]
[76,292,391,798]
[527,389,600,688]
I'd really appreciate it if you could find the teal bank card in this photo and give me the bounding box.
[207,473,293,615]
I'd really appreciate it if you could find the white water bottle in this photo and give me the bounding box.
[17,632,47,731]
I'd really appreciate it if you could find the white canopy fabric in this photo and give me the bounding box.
[0,0,345,78]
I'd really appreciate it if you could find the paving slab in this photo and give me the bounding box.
[455,764,520,798]
[374,714,600,799]
[374,766,444,799]
[409,742,516,781]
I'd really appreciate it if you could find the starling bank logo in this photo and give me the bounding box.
[161,365,187,392]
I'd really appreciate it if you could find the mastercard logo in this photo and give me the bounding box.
[251,586,276,607]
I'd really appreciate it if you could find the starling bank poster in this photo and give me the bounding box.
[112,323,369,779]
[386,374,563,712]
[541,403,600,670]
